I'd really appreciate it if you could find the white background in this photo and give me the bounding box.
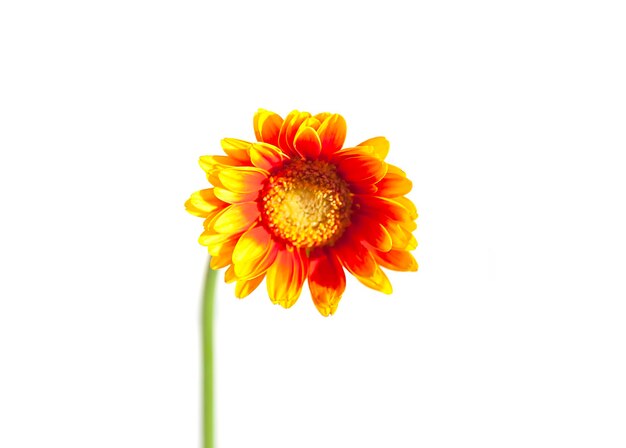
[1,1,625,447]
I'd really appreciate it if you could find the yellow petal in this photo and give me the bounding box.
[266,246,308,309]
[199,155,243,173]
[357,137,389,160]
[213,187,259,204]
[212,202,260,234]
[232,226,279,280]
[354,266,393,294]
[220,138,252,163]
[185,189,225,217]
[217,167,268,193]
[249,142,287,171]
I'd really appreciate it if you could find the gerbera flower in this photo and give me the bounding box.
[186,109,418,316]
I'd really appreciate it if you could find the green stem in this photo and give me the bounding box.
[202,261,217,448]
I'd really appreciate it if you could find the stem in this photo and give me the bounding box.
[202,261,218,448]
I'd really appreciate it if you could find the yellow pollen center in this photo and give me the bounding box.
[260,159,352,249]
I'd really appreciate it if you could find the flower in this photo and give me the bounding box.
[186,109,418,316]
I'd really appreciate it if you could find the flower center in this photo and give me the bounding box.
[260,159,352,249]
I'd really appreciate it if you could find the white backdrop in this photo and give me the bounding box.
[1,1,625,447]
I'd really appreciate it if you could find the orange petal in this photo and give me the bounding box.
[356,195,412,222]
[185,189,226,217]
[235,274,265,298]
[294,126,322,159]
[224,265,236,283]
[376,174,413,197]
[253,109,283,146]
[357,137,389,160]
[278,110,311,155]
[249,143,288,171]
[314,112,331,123]
[232,225,279,280]
[217,167,268,194]
[334,237,377,278]
[210,251,232,269]
[392,196,418,220]
[373,250,418,272]
[212,202,260,234]
[308,249,346,316]
[266,246,308,309]
[318,114,347,157]
[336,154,387,185]
[352,215,393,252]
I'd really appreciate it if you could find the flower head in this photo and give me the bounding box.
[186,109,418,316]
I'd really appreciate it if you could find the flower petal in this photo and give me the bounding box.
[354,265,393,294]
[266,245,308,309]
[278,110,311,155]
[224,265,236,283]
[373,250,418,272]
[294,126,322,159]
[356,195,412,222]
[212,202,260,234]
[220,138,252,163]
[352,215,393,252]
[336,154,387,185]
[232,225,279,280]
[213,187,259,204]
[308,249,346,316]
[249,143,288,171]
[199,155,244,173]
[375,173,413,197]
[235,274,265,298]
[253,109,283,146]
[314,112,331,123]
[318,114,347,157]
[302,116,322,131]
[334,237,377,278]
[357,137,389,160]
[185,189,226,217]
[217,167,268,194]
[392,196,418,220]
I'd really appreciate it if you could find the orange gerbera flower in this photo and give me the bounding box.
[186,109,418,316]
